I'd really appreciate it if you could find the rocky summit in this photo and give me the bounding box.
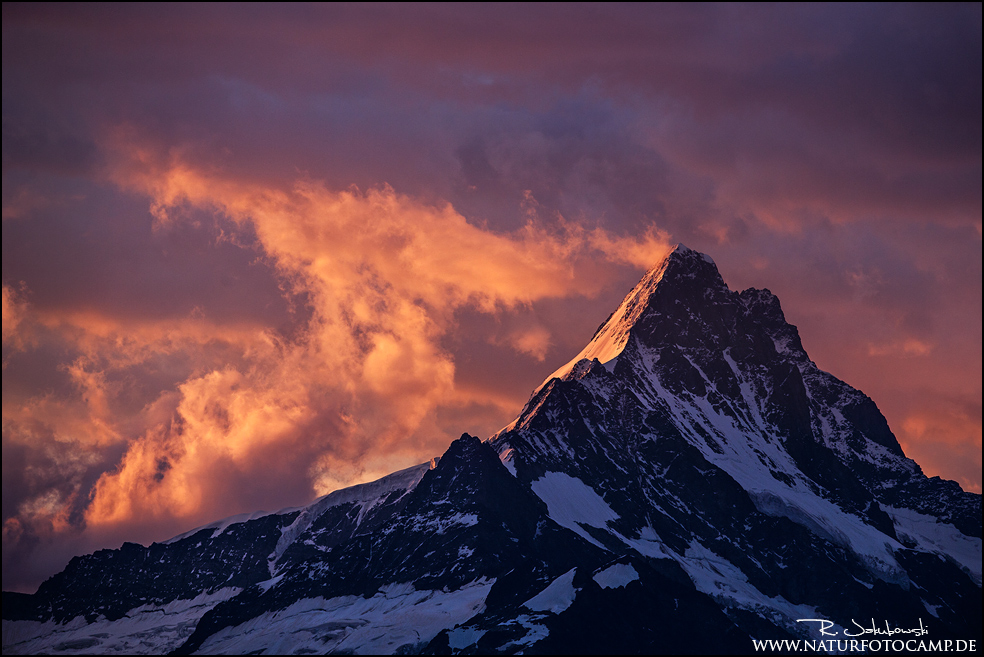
[3,245,980,654]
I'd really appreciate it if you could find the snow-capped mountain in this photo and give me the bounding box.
[3,245,980,654]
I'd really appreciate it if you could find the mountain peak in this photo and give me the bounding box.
[5,246,980,655]
[668,241,711,263]
[540,243,727,385]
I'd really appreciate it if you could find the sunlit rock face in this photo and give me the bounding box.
[3,246,980,655]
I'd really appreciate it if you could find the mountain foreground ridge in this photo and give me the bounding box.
[3,244,980,654]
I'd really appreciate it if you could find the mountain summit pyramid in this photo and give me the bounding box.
[4,245,980,654]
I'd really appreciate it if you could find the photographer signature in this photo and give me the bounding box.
[797,618,929,638]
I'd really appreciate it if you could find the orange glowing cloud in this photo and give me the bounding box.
[899,409,983,494]
[867,338,934,358]
[2,284,30,351]
[34,138,674,532]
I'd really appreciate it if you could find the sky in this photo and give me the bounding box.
[2,3,981,593]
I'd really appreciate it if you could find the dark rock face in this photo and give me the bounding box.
[3,245,980,654]
[3,513,298,624]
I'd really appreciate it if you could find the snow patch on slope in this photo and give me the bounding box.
[1,588,241,655]
[505,615,551,649]
[447,626,487,650]
[531,472,619,549]
[749,491,851,548]
[617,525,674,560]
[675,541,840,638]
[593,563,639,589]
[196,579,494,655]
[499,448,517,477]
[886,506,982,584]
[636,350,906,583]
[523,568,578,614]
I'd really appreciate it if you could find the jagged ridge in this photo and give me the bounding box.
[3,245,980,655]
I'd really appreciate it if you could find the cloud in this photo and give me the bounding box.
[1,137,673,584]
[866,339,934,358]
[2,3,979,593]
[98,154,668,513]
[506,324,553,362]
[900,406,983,495]
[2,284,30,350]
